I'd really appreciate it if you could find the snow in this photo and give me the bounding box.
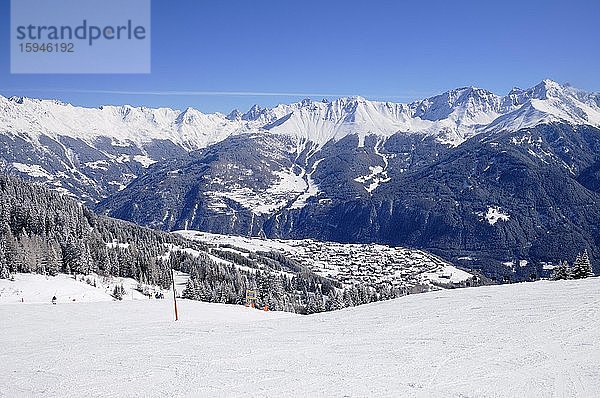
[519,260,529,267]
[3,80,598,157]
[176,231,473,289]
[132,154,157,168]
[354,164,391,193]
[0,273,154,304]
[208,167,307,216]
[421,265,473,284]
[11,162,53,179]
[0,96,250,151]
[84,160,109,170]
[485,80,600,133]
[290,158,323,210]
[479,206,510,225]
[177,230,296,253]
[106,239,130,249]
[1,278,599,397]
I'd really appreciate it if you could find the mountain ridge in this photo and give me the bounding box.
[2,79,598,152]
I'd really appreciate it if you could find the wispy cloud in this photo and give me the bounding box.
[9,88,355,98]
[0,88,428,101]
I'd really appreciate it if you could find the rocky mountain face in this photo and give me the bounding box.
[96,122,600,279]
[2,80,600,279]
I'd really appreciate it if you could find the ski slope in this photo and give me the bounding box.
[0,272,196,304]
[1,278,599,397]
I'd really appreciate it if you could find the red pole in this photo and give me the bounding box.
[172,269,179,321]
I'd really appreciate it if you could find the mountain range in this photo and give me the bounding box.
[2,79,599,279]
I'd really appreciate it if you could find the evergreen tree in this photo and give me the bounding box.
[182,277,198,300]
[305,293,318,314]
[0,238,8,279]
[0,173,386,314]
[314,287,325,313]
[343,289,355,307]
[551,260,571,281]
[325,288,345,311]
[572,250,593,279]
[112,285,122,300]
[112,284,126,300]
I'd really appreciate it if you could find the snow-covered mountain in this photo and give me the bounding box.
[0,96,246,149]
[3,80,600,280]
[487,80,600,132]
[2,80,598,149]
[1,79,599,203]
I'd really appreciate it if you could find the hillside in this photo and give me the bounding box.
[4,81,600,280]
[0,272,191,304]
[1,278,598,397]
[2,174,474,313]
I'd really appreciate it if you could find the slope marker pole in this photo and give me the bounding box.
[172,269,179,321]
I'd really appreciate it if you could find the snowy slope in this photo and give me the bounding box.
[0,273,167,304]
[1,278,598,397]
[486,80,600,133]
[2,80,598,151]
[0,96,247,150]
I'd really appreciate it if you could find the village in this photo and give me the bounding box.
[277,239,476,291]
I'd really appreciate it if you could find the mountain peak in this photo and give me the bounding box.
[540,78,562,88]
[530,79,564,99]
[227,109,242,121]
[242,104,265,121]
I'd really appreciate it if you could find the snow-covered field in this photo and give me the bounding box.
[0,273,184,304]
[2,278,599,397]
[0,273,142,304]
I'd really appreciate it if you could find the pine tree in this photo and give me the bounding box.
[343,289,355,307]
[0,238,9,279]
[314,287,324,313]
[112,284,125,300]
[325,288,345,311]
[581,250,594,278]
[112,285,122,300]
[182,277,198,300]
[0,173,350,315]
[0,261,9,279]
[572,250,594,279]
[551,260,571,281]
[305,294,318,314]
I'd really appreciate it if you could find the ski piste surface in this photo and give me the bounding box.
[1,278,599,397]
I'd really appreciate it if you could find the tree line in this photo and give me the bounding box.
[176,249,425,314]
[551,250,594,281]
[0,173,204,288]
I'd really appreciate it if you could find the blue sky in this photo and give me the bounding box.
[1,0,599,113]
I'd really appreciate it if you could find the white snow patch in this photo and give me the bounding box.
[519,260,529,267]
[421,265,473,284]
[0,273,157,304]
[84,160,109,170]
[106,240,130,249]
[208,168,307,215]
[133,155,157,168]
[11,163,53,179]
[479,206,510,225]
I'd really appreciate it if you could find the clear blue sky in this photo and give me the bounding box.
[1,0,598,113]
